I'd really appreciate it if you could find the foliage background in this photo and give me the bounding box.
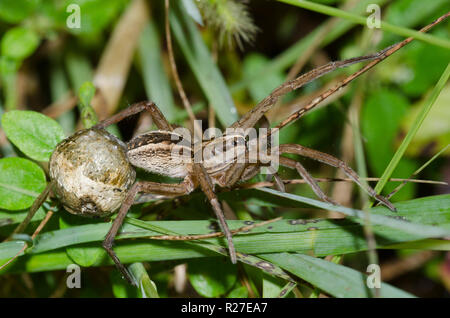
[0,0,449,298]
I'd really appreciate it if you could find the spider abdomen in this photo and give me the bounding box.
[127,131,193,178]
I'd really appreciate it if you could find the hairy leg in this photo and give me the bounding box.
[102,178,193,285]
[279,156,337,205]
[192,163,237,264]
[94,101,173,131]
[278,144,395,211]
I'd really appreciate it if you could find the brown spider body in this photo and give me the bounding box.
[127,130,193,179]
[127,130,250,189]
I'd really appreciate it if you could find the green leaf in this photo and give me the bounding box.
[59,213,105,267]
[1,27,40,61]
[362,89,409,174]
[57,0,126,36]
[257,188,450,239]
[278,0,450,49]
[242,53,285,102]
[65,52,94,92]
[110,270,139,298]
[0,206,46,226]
[227,286,248,298]
[0,157,46,210]
[230,0,390,93]
[262,253,414,298]
[400,34,450,97]
[188,258,237,297]
[262,272,289,298]
[0,0,39,23]
[2,110,65,162]
[78,81,96,107]
[78,81,98,128]
[381,0,450,47]
[383,0,447,27]
[181,0,204,26]
[401,85,450,157]
[128,262,159,298]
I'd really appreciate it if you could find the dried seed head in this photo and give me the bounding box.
[49,128,136,217]
[197,0,258,49]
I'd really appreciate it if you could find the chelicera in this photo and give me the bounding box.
[6,13,449,285]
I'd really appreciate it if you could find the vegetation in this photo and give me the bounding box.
[0,0,449,298]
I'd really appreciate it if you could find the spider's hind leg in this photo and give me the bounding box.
[278,144,396,211]
[103,179,194,285]
[279,156,338,206]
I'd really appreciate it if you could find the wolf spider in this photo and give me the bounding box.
[7,13,449,285]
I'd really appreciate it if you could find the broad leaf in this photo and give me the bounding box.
[1,27,40,60]
[0,157,46,210]
[2,110,65,162]
[188,258,237,297]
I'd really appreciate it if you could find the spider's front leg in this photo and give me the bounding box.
[192,163,237,264]
[102,178,194,285]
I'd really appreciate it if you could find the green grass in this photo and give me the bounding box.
[0,0,449,298]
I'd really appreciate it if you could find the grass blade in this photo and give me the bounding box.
[170,1,238,127]
[374,63,450,194]
[257,188,450,238]
[278,0,450,50]
[138,21,177,122]
[262,253,414,298]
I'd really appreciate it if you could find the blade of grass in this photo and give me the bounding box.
[257,188,450,238]
[374,62,450,195]
[278,0,450,50]
[124,216,295,283]
[138,21,177,122]
[262,253,414,298]
[382,239,450,250]
[128,262,159,298]
[1,194,449,275]
[386,144,450,200]
[170,1,238,127]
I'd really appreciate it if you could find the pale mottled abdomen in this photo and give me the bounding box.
[49,129,136,217]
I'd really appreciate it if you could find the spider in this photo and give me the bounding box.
[6,12,448,285]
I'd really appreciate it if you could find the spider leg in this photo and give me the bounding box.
[102,178,193,285]
[268,172,286,192]
[6,180,54,241]
[230,14,449,132]
[94,101,173,131]
[279,156,337,205]
[230,48,394,130]
[192,163,237,264]
[278,144,396,211]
